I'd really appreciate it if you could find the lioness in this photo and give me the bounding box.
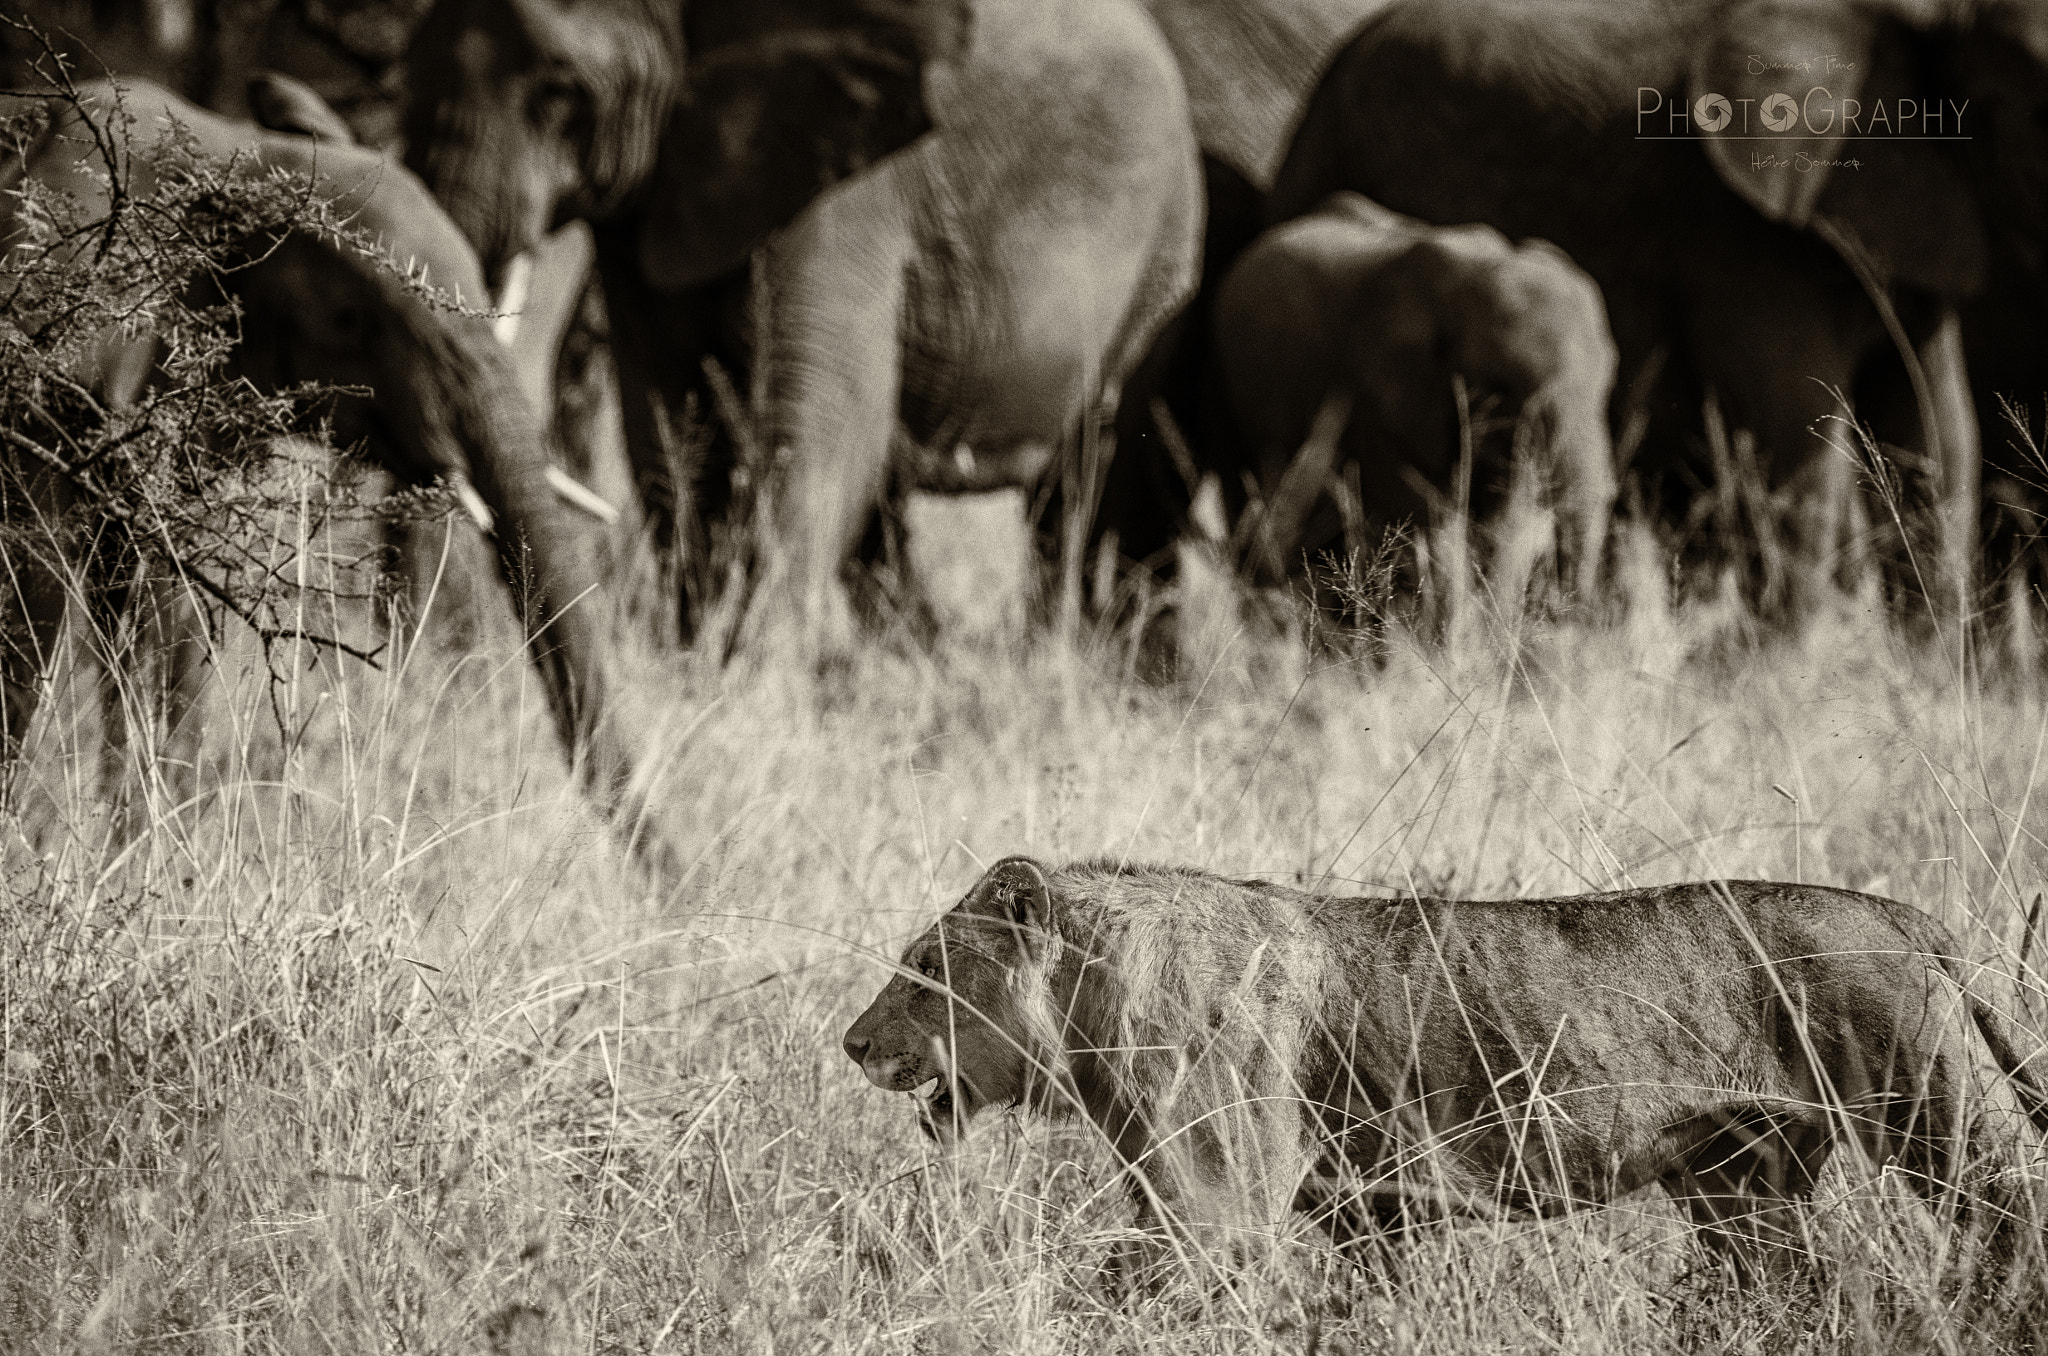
[843,858,2048,1275]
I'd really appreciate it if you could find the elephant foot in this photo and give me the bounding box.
[737,570,864,677]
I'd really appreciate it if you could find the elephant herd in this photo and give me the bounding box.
[1119,0,2048,628]
[3,0,2047,840]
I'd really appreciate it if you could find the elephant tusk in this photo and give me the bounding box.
[449,474,495,533]
[546,463,620,524]
[491,251,534,347]
[1189,473,1228,545]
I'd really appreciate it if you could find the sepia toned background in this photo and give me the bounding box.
[4,0,2048,1349]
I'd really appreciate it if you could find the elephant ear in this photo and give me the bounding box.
[1696,0,1986,297]
[246,72,358,144]
[636,0,970,290]
[1691,0,1873,228]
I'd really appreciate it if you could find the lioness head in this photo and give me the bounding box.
[842,857,1062,1142]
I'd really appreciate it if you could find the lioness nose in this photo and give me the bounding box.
[843,1031,870,1064]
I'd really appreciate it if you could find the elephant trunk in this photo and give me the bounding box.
[1536,377,1618,602]
[425,311,636,811]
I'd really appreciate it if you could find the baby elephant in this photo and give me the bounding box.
[1214,193,1617,598]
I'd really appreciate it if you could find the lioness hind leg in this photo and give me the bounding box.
[1835,1024,2048,1265]
[1661,1108,1834,1281]
[1898,1064,2048,1266]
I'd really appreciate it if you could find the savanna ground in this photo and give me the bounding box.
[4,482,2048,1355]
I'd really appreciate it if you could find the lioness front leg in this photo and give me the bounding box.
[1099,1110,1313,1294]
[1097,1173,1268,1298]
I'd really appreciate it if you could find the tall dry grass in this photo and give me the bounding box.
[3,485,2048,1353]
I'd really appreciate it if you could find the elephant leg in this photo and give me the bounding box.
[82,506,164,816]
[118,572,208,832]
[96,569,208,839]
[1565,472,1616,606]
[391,505,500,649]
[750,188,914,656]
[1919,308,1980,625]
[389,509,452,643]
[1778,414,1861,623]
[1535,381,1618,605]
[1259,391,1354,583]
[1689,279,1863,621]
[591,229,715,641]
[0,460,89,784]
[0,532,72,793]
[81,538,158,838]
[1068,164,1203,632]
[93,594,138,832]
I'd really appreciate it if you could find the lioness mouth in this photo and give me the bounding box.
[913,1077,962,1138]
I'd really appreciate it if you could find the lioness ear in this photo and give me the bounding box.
[965,857,1055,955]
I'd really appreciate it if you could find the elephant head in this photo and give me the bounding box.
[1691,0,2048,305]
[401,0,969,294]
[1214,196,1618,597]
[1686,0,2048,605]
[232,157,500,520]
[1,78,625,810]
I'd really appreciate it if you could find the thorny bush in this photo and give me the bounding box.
[1,39,473,673]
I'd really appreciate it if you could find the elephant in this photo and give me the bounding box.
[1211,193,1618,599]
[402,0,1199,651]
[398,0,964,612]
[1266,0,2048,621]
[740,0,1201,645]
[0,76,622,821]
